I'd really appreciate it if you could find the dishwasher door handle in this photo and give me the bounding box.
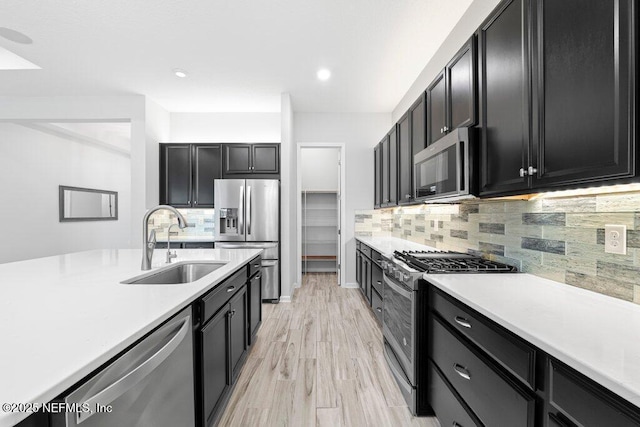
[77,315,191,424]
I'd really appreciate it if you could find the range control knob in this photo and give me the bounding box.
[403,273,411,282]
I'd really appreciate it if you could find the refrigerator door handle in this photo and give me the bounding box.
[247,185,252,235]
[238,185,244,236]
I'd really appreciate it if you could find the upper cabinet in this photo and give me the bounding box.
[531,0,636,188]
[427,37,477,146]
[478,0,530,196]
[410,93,427,159]
[374,143,382,208]
[160,143,221,208]
[388,126,398,206]
[223,143,280,176]
[479,0,636,196]
[398,113,412,204]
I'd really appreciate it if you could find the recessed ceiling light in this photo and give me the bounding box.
[0,27,33,44]
[317,68,331,81]
[173,68,188,78]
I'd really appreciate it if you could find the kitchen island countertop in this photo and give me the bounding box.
[0,248,261,427]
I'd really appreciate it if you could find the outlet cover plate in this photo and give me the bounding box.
[604,224,627,255]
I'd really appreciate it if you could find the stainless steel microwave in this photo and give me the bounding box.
[413,127,477,203]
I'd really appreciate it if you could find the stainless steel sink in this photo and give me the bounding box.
[122,261,227,285]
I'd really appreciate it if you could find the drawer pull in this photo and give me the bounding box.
[376,307,382,313]
[226,286,236,293]
[454,316,472,329]
[453,364,471,380]
[254,264,260,267]
[377,281,382,285]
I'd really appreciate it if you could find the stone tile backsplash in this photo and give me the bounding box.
[148,209,215,239]
[355,193,640,305]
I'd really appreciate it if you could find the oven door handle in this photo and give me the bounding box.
[383,274,412,299]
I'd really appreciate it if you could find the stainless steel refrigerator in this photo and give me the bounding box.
[214,179,280,302]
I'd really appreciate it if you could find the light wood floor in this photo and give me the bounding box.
[218,273,440,427]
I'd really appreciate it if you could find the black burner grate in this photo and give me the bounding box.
[393,250,517,273]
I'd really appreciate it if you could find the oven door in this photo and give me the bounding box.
[382,272,416,385]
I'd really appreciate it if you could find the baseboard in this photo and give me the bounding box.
[279,296,291,303]
[341,282,359,289]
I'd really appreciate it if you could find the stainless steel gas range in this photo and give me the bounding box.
[381,250,517,415]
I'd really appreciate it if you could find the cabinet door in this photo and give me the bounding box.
[374,143,382,208]
[200,305,230,427]
[478,0,531,196]
[532,0,635,188]
[448,36,477,129]
[355,251,362,287]
[397,114,412,204]
[248,271,262,342]
[410,93,427,160]
[229,286,248,382]
[252,144,280,173]
[427,71,447,146]
[223,144,252,174]
[364,258,372,305]
[160,144,192,207]
[381,136,390,205]
[388,126,398,206]
[193,144,221,208]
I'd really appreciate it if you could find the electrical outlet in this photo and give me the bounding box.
[604,224,627,255]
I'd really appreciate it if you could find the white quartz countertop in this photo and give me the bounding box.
[355,236,437,256]
[0,248,261,427]
[426,273,640,409]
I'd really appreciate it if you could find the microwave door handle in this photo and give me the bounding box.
[76,316,190,424]
[456,140,462,192]
[238,185,244,236]
[247,185,251,235]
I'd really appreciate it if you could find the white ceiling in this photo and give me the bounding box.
[0,0,473,113]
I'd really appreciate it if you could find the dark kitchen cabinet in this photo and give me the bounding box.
[223,143,280,176]
[229,286,248,382]
[427,37,477,147]
[410,93,427,160]
[397,113,413,204]
[531,0,636,188]
[479,0,636,197]
[196,268,248,427]
[374,143,382,208]
[247,258,262,344]
[381,135,390,205]
[427,71,447,146]
[160,143,221,208]
[478,0,531,196]
[388,126,398,206]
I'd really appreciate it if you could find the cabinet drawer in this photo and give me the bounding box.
[371,249,383,267]
[248,255,262,278]
[431,288,536,389]
[360,244,372,258]
[371,262,383,295]
[371,288,383,325]
[549,359,640,427]
[431,316,535,427]
[428,360,480,427]
[202,268,246,322]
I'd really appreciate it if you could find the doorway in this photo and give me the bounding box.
[296,143,345,287]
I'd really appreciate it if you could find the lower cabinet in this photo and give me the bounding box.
[196,268,249,427]
[427,283,640,427]
[247,259,262,344]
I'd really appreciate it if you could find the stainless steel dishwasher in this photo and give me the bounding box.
[52,307,195,427]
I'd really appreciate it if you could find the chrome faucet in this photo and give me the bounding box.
[165,223,180,264]
[142,205,188,270]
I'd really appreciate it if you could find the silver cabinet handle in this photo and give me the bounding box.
[405,194,411,199]
[453,363,471,380]
[254,263,260,268]
[519,168,527,177]
[194,200,198,205]
[78,314,190,424]
[187,200,191,204]
[454,316,472,328]
[254,274,261,280]
[376,307,382,313]
[226,286,236,293]
[528,166,538,175]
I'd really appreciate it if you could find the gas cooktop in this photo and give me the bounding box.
[392,250,518,274]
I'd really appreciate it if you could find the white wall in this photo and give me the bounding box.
[392,0,502,121]
[170,112,281,142]
[280,94,295,301]
[145,99,171,209]
[300,148,339,191]
[0,123,131,263]
[294,113,391,285]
